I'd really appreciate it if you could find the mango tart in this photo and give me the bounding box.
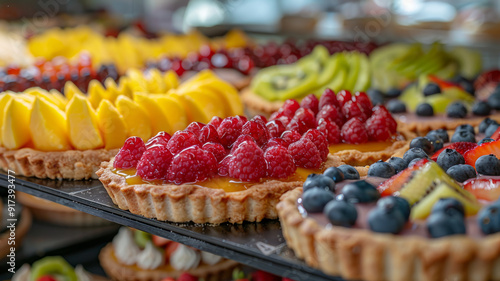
[0,70,243,180]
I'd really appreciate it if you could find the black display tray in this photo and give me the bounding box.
[0,171,342,281]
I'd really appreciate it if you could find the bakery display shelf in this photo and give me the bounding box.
[0,171,343,281]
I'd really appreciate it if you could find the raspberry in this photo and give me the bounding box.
[177,273,199,281]
[288,138,322,169]
[366,113,393,141]
[208,116,223,129]
[300,94,319,114]
[270,99,300,120]
[263,137,289,150]
[235,115,248,126]
[199,124,220,144]
[316,104,344,127]
[241,121,270,146]
[266,119,286,138]
[372,105,397,133]
[229,141,267,181]
[319,88,339,109]
[341,118,369,144]
[185,122,205,138]
[230,134,256,153]
[218,155,232,176]
[265,145,296,178]
[354,91,373,115]
[136,146,173,180]
[251,115,267,127]
[303,129,329,161]
[114,137,146,169]
[276,115,291,126]
[281,130,301,145]
[202,142,226,162]
[337,90,352,108]
[317,118,342,144]
[145,131,171,149]
[217,116,243,148]
[342,100,368,122]
[167,131,202,154]
[167,145,217,184]
[287,108,316,134]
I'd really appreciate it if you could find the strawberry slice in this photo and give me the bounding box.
[464,140,500,168]
[164,242,179,263]
[152,235,171,247]
[378,158,429,196]
[491,126,500,140]
[474,69,500,91]
[428,75,460,90]
[463,177,500,202]
[431,142,478,161]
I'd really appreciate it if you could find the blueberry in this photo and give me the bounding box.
[302,188,335,213]
[446,102,468,118]
[342,180,380,203]
[451,130,476,143]
[425,135,443,152]
[368,201,406,234]
[446,164,476,183]
[303,174,336,193]
[460,81,475,95]
[478,137,494,145]
[377,196,410,221]
[472,101,491,116]
[385,88,402,98]
[431,198,465,217]
[387,99,407,113]
[387,157,408,173]
[403,147,429,164]
[427,208,466,238]
[408,158,425,167]
[427,129,449,143]
[416,103,434,116]
[367,89,384,106]
[324,199,358,227]
[479,118,499,134]
[455,124,475,135]
[475,154,500,176]
[367,160,396,178]
[337,165,360,180]
[323,167,344,183]
[488,92,500,110]
[436,148,465,172]
[410,137,434,155]
[485,123,500,138]
[423,83,441,96]
[478,202,500,235]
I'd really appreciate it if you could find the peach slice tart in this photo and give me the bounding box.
[0,70,243,180]
[97,115,348,224]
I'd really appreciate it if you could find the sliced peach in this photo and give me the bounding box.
[163,70,179,90]
[0,94,14,147]
[152,95,188,132]
[147,68,167,92]
[133,92,171,134]
[88,79,106,108]
[183,89,225,120]
[115,95,152,140]
[96,99,127,149]
[116,76,134,99]
[64,81,84,100]
[2,98,32,149]
[197,79,243,116]
[167,91,210,124]
[66,95,104,150]
[103,77,120,102]
[49,89,68,109]
[26,88,66,110]
[30,97,71,151]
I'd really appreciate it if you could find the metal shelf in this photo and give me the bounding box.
[0,171,342,281]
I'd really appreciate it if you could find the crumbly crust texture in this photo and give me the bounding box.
[99,244,238,281]
[0,147,119,180]
[277,187,500,281]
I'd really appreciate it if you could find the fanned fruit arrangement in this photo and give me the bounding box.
[0,69,241,180]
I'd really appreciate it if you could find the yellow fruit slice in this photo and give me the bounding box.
[25,87,65,109]
[64,81,84,100]
[115,96,152,140]
[147,68,167,93]
[184,89,225,119]
[49,89,68,109]
[0,94,13,146]
[104,78,120,102]
[168,92,211,124]
[96,99,128,149]
[30,97,71,151]
[116,77,134,99]
[2,98,32,149]
[88,79,106,108]
[179,70,216,89]
[163,70,180,90]
[66,95,104,150]
[153,95,188,132]
[133,92,171,134]
[198,80,243,116]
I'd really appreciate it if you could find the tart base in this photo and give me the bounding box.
[0,208,32,258]
[0,147,119,180]
[277,187,500,281]
[241,87,286,118]
[99,244,238,281]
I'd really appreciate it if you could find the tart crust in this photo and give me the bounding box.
[99,244,238,281]
[241,87,286,118]
[277,187,500,281]
[0,147,119,180]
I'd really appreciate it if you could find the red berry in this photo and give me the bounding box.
[342,100,368,122]
[336,90,352,108]
[230,135,256,153]
[287,108,316,134]
[36,276,58,281]
[251,115,267,127]
[341,118,369,144]
[208,116,223,129]
[177,273,199,281]
[167,145,217,184]
[265,145,296,178]
[300,94,319,114]
[235,115,248,126]
[145,131,171,149]
[217,116,244,148]
[288,138,322,169]
[241,120,270,146]
[271,99,300,120]
[303,129,329,161]
[431,142,478,162]
[264,137,289,150]
[276,115,291,126]
[319,88,339,110]
[185,122,205,138]
[252,270,281,281]
[228,141,267,181]
[316,104,344,127]
[354,91,373,115]
[137,146,173,180]
[167,131,202,155]
[114,136,146,169]
[199,124,220,144]
[218,155,232,176]
[372,105,397,133]
[266,119,286,138]
[281,130,301,145]
[365,113,392,141]
[202,142,226,162]
[317,118,341,144]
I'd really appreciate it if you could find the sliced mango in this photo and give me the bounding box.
[115,95,152,140]
[96,99,128,149]
[49,89,68,109]
[0,94,14,146]
[163,70,180,90]
[66,95,104,150]
[152,95,188,132]
[183,89,225,120]
[133,92,171,134]
[146,68,167,93]
[168,92,210,124]
[2,99,32,149]
[64,81,84,100]
[88,79,106,108]
[104,77,120,102]
[196,80,243,116]
[30,97,71,151]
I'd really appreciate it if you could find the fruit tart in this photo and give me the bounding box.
[99,228,238,281]
[0,70,242,180]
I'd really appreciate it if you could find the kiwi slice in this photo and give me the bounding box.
[30,256,77,281]
[134,230,152,248]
